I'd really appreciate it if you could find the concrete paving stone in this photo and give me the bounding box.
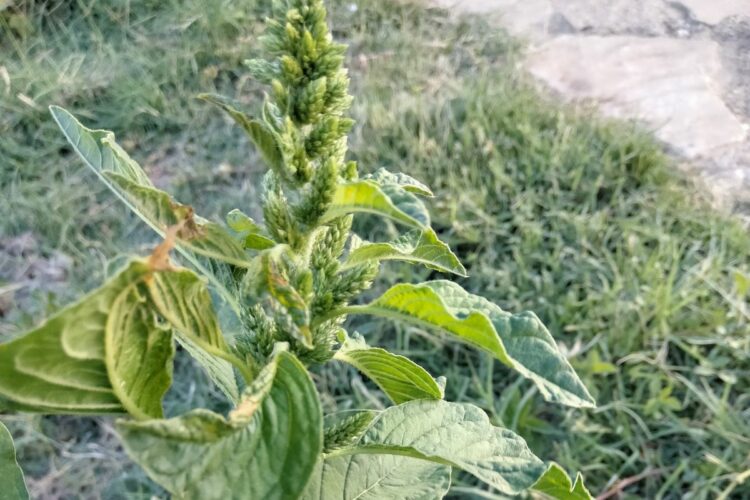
[714,16,750,121]
[550,0,689,37]
[525,35,746,158]
[678,0,750,26]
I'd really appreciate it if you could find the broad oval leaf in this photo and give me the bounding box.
[105,279,175,419]
[326,400,546,496]
[344,228,467,276]
[333,333,443,404]
[532,463,593,500]
[0,260,236,417]
[0,421,29,500]
[323,180,429,229]
[117,351,323,500]
[0,263,152,414]
[303,454,451,500]
[362,168,434,197]
[345,281,595,408]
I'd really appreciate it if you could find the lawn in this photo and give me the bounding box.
[1,0,748,498]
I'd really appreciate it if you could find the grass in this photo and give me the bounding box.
[350,75,750,498]
[2,0,749,498]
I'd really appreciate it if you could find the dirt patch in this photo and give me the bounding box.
[0,233,72,333]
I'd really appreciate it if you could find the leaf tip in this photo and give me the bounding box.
[582,395,597,409]
[48,104,70,126]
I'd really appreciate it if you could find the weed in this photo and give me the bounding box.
[1,0,748,497]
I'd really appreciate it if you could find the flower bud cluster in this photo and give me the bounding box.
[237,0,378,365]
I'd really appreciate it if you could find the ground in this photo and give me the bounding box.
[1,0,749,498]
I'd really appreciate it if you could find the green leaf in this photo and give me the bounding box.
[226,208,264,234]
[333,333,443,404]
[303,454,451,500]
[117,351,323,500]
[0,263,151,414]
[199,93,286,177]
[323,180,429,229]
[532,463,593,500]
[104,173,249,267]
[49,106,247,314]
[49,106,153,188]
[345,229,466,276]
[310,410,450,499]
[345,281,595,408]
[105,279,175,419]
[0,421,29,500]
[146,268,247,398]
[175,335,240,404]
[226,208,276,250]
[363,168,434,197]
[147,269,229,352]
[0,260,240,417]
[243,233,277,250]
[326,400,546,495]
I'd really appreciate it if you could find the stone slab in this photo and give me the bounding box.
[715,17,750,121]
[678,140,750,215]
[525,35,747,158]
[550,0,689,37]
[679,0,750,25]
[429,0,750,212]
